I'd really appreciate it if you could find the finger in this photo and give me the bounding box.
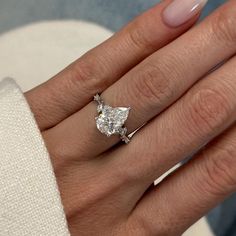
[44,0,236,161]
[129,124,236,235]
[25,0,198,131]
[108,49,236,207]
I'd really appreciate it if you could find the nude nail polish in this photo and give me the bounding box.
[163,0,208,27]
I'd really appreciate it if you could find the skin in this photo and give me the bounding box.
[25,0,236,235]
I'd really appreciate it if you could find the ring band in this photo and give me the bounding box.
[94,94,131,144]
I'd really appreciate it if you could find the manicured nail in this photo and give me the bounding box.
[163,0,208,27]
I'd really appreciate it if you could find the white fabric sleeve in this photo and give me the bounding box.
[0,78,70,236]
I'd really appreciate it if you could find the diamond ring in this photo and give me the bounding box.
[94,94,131,143]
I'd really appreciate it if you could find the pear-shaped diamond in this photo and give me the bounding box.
[95,105,130,137]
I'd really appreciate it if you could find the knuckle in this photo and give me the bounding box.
[201,145,236,196]
[69,56,110,93]
[211,5,236,45]
[132,63,173,106]
[187,88,231,134]
[128,19,156,51]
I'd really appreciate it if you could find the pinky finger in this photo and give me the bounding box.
[129,124,236,236]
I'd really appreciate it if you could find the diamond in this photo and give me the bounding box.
[97,104,104,113]
[95,105,130,137]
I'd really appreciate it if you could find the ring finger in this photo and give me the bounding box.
[44,1,236,161]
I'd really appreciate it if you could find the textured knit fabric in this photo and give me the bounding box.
[0,78,70,236]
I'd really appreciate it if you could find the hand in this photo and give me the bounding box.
[25,0,236,235]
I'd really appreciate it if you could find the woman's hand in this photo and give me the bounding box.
[25,0,236,235]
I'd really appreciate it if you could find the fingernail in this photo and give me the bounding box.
[163,0,208,27]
